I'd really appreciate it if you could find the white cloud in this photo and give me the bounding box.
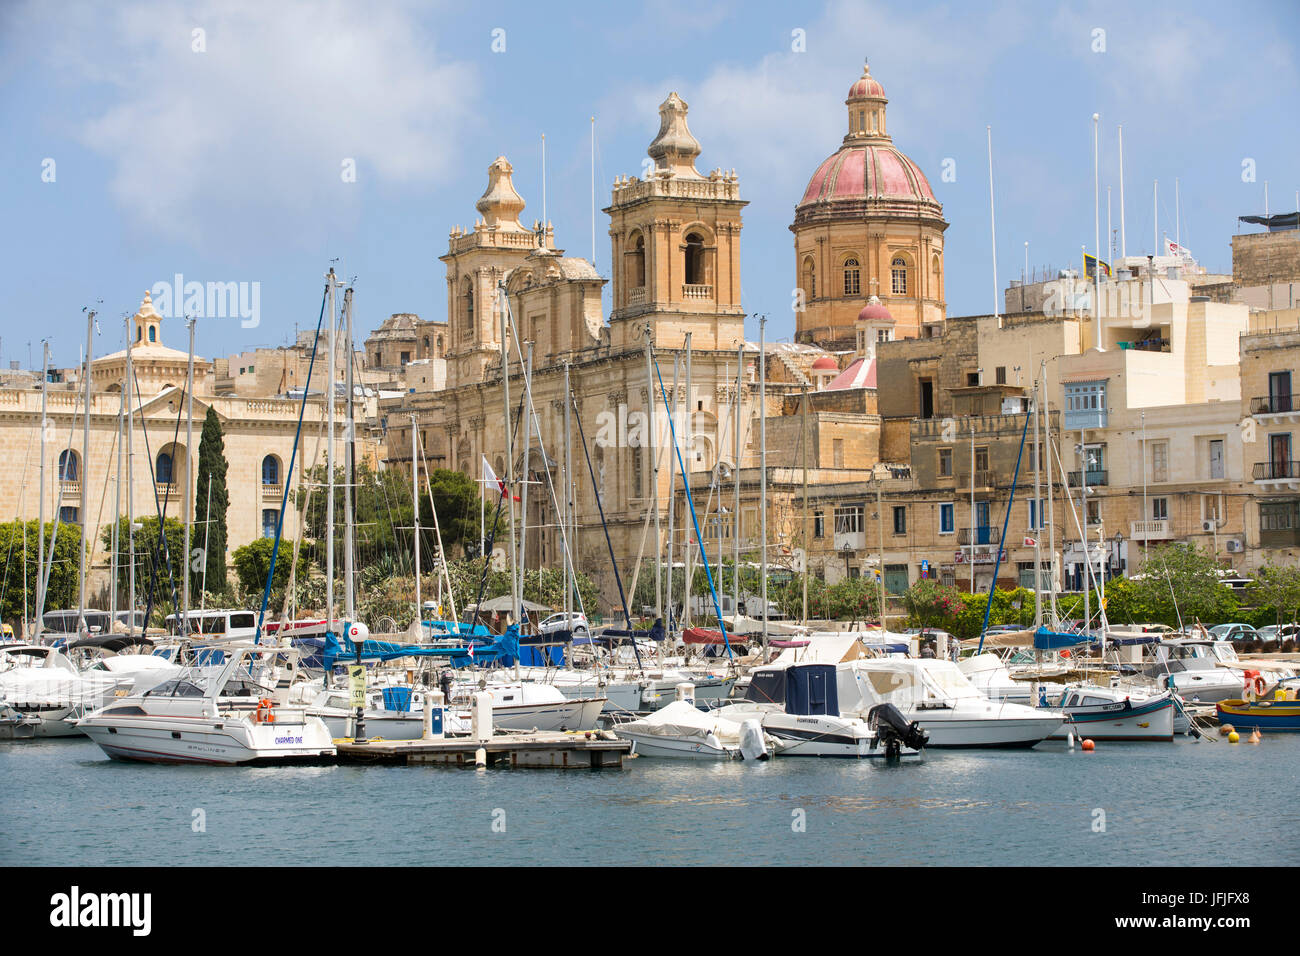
[30,0,480,248]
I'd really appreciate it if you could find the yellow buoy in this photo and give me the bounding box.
[1228,731,1240,743]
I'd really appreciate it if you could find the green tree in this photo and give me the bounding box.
[1249,562,1300,628]
[194,406,229,592]
[823,575,879,621]
[0,520,82,629]
[232,536,309,603]
[1131,543,1237,626]
[102,515,186,613]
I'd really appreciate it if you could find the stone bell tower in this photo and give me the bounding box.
[606,92,747,351]
[441,156,555,387]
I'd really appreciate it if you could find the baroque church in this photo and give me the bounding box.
[384,63,948,605]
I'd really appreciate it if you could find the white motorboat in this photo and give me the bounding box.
[78,644,336,764]
[517,665,729,713]
[614,698,773,760]
[0,644,133,738]
[447,679,605,731]
[1139,639,1248,704]
[959,652,1064,706]
[839,658,1066,748]
[715,662,926,758]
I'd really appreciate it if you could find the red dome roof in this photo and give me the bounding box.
[848,74,885,100]
[798,143,937,209]
[858,302,893,322]
[812,356,838,371]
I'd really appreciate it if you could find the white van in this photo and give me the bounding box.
[164,609,259,641]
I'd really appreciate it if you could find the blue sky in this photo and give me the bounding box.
[1,0,1297,369]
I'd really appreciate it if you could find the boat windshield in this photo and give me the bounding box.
[143,678,207,698]
[920,664,984,701]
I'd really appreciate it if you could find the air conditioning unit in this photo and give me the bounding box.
[1202,520,1216,532]
[1226,539,1244,553]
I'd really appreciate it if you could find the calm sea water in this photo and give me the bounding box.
[4,735,1298,866]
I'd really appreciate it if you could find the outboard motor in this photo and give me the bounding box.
[738,719,770,761]
[868,703,929,758]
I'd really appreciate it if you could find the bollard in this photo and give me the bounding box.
[422,698,433,740]
[472,691,493,743]
[425,690,445,740]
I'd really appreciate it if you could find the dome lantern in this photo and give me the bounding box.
[845,60,888,142]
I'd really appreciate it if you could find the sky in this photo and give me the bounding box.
[1,0,1297,370]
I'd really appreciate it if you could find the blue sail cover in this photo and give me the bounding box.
[1033,627,1095,651]
[308,624,520,672]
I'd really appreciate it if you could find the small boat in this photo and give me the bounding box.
[1217,680,1300,731]
[0,644,134,738]
[1051,685,1176,741]
[78,644,336,764]
[715,662,926,758]
[614,697,773,760]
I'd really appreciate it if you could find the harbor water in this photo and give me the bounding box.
[5,735,1299,866]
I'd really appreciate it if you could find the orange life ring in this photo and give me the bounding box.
[256,697,275,723]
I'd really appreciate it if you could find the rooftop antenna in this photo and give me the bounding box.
[1153,179,1158,255]
[987,125,1000,327]
[1092,113,1102,351]
[590,117,597,272]
[1117,124,1127,258]
[1175,177,1181,250]
[541,132,547,231]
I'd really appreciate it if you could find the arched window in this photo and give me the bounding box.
[843,257,861,296]
[801,255,816,301]
[136,326,142,342]
[148,325,157,343]
[462,278,475,337]
[58,449,78,481]
[262,455,279,486]
[156,452,174,484]
[891,257,908,296]
[684,233,706,286]
[629,232,646,290]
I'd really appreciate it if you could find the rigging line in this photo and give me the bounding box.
[0,426,37,620]
[131,366,183,629]
[571,391,642,673]
[38,378,86,616]
[278,382,329,624]
[977,406,1031,654]
[416,429,459,622]
[651,350,732,662]
[1047,426,1101,629]
[256,281,329,644]
[500,291,585,622]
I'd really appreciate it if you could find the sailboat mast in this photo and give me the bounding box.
[112,351,123,630]
[412,412,420,617]
[499,284,520,626]
[125,331,134,636]
[562,363,572,627]
[645,330,661,623]
[801,382,809,626]
[518,342,533,610]
[79,309,94,634]
[325,268,339,632]
[1032,371,1042,627]
[183,315,195,634]
[1042,367,1058,626]
[759,315,768,651]
[344,287,355,622]
[733,342,741,622]
[683,333,693,628]
[665,350,679,632]
[36,341,48,640]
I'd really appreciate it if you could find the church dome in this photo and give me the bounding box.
[794,62,942,226]
[812,355,838,371]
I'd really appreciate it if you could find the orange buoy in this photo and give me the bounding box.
[1081,738,1095,751]
[1248,729,1261,744]
[1220,723,1235,736]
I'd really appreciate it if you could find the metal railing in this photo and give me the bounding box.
[958,526,996,546]
[1251,394,1299,415]
[1254,460,1300,480]
[1067,469,1108,487]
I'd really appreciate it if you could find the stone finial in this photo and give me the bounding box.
[475,156,527,232]
[647,92,703,180]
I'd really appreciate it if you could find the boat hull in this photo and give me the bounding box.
[912,714,1064,748]
[617,729,740,760]
[79,716,336,765]
[1051,695,1175,742]
[1216,699,1300,731]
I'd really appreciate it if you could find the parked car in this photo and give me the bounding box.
[536,612,589,639]
[1208,623,1259,643]
[1255,623,1300,644]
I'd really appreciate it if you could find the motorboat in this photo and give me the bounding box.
[1217,678,1300,731]
[613,697,773,760]
[77,643,335,764]
[446,678,605,731]
[1139,639,1250,704]
[838,658,1066,748]
[959,652,1064,706]
[714,662,926,758]
[0,644,133,738]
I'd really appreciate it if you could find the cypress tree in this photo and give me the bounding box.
[194,406,229,593]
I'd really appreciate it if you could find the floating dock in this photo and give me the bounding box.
[334,731,631,769]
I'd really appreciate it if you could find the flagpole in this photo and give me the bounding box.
[1093,113,1102,351]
